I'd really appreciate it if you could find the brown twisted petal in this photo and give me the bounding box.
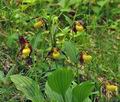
[19,36,28,46]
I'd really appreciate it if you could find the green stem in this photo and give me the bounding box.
[75,64,79,84]
[77,67,79,84]
[55,60,58,69]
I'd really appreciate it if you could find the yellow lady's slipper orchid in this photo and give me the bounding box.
[22,43,31,58]
[34,20,44,28]
[47,47,60,59]
[104,83,118,99]
[83,54,92,63]
[106,84,118,92]
[75,24,84,32]
[52,50,60,59]
[75,21,84,32]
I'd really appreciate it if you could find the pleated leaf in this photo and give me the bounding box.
[45,82,64,102]
[48,68,74,96]
[10,75,43,102]
[72,81,94,102]
[83,97,92,102]
[64,41,78,64]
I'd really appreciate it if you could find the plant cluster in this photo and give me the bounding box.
[0,0,120,102]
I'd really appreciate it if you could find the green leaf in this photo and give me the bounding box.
[45,82,64,102]
[69,0,82,6]
[48,68,74,96]
[45,82,73,102]
[7,34,18,47]
[65,87,73,102]
[72,81,94,102]
[0,71,4,84]
[83,97,92,102]
[64,41,78,64]
[22,0,36,4]
[10,75,43,102]
[63,15,73,26]
[0,71,4,81]
[59,0,67,8]
[19,0,37,11]
[32,32,42,49]
[97,0,108,7]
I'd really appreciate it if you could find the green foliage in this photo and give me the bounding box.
[59,0,82,11]
[19,0,37,11]
[48,68,74,96]
[0,71,4,83]
[83,97,92,102]
[0,0,119,101]
[45,82,64,102]
[10,75,43,102]
[6,33,18,47]
[22,0,37,4]
[63,15,73,26]
[64,41,78,64]
[72,81,94,102]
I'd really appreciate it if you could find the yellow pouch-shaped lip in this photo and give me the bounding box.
[83,54,92,63]
[22,47,31,58]
[34,21,44,28]
[106,84,118,92]
[52,51,60,59]
[75,25,84,32]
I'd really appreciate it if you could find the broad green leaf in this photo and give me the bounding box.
[45,82,73,102]
[10,75,43,102]
[64,41,78,64]
[83,97,92,102]
[48,68,74,96]
[72,81,94,102]
[45,82,64,102]
[65,87,73,102]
